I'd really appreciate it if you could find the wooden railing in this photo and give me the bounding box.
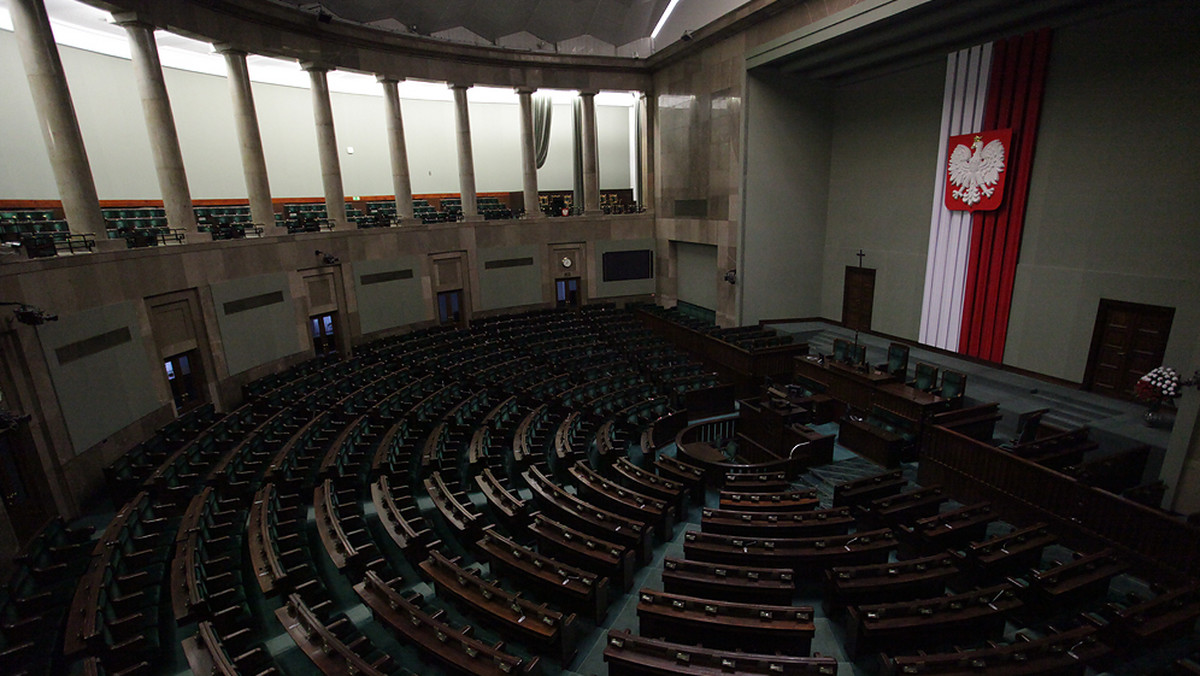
[920,424,1200,581]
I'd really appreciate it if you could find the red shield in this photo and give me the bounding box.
[945,128,1012,212]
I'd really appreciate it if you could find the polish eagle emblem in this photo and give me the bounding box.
[944,129,1012,212]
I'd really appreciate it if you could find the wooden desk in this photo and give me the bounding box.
[570,462,674,539]
[846,583,1022,659]
[370,475,433,555]
[636,588,815,656]
[604,629,838,675]
[832,470,906,508]
[660,556,795,606]
[963,522,1057,582]
[1025,548,1129,609]
[654,454,706,501]
[718,488,819,513]
[702,507,854,539]
[523,466,652,563]
[477,527,609,623]
[860,485,947,528]
[275,594,391,675]
[823,552,960,617]
[880,624,1110,676]
[530,512,637,591]
[874,382,947,422]
[684,528,897,576]
[420,550,577,663]
[354,571,538,675]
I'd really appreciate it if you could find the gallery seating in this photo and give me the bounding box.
[636,588,815,656]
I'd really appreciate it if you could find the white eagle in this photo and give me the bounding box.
[948,135,1006,206]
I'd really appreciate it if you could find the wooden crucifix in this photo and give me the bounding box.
[856,249,866,267]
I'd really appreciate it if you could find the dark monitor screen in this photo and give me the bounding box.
[602,249,654,282]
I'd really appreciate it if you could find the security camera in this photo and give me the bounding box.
[12,304,57,326]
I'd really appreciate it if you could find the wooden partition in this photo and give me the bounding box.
[634,307,808,396]
[920,424,1200,581]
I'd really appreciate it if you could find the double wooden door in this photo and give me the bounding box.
[1084,299,1174,399]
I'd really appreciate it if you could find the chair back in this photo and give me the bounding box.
[913,362,938,391]
[887,343,910,379]
[832,338,850,363]
[941,370,966,399]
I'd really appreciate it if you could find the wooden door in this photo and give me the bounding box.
[0,423,55,542]
[1084,299,1174,399]
[842,266,876,331]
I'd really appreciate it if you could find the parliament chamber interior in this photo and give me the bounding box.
[0,0,1198,674]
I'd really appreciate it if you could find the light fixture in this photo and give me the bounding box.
[314,250,340,265]
[724,270,737,285]
[651,0,683,40]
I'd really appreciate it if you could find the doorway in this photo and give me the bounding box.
[163,351,203,412]
[0,422,54,542]
[1084,299,1174,399]
[311,312,337,356]
[842,266,876,331]
[438,290,464,326]
[556,277,581,308]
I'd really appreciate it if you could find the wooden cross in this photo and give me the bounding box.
[856,249,865,267]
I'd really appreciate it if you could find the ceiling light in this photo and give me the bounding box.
[651,0,682,40]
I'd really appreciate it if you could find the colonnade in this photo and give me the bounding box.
[7,0,615,238]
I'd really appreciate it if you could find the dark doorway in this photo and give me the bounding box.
[842,266,876,331]
[1084,299,1174,399]
[556,277,581,308]
[0,422,54,542]
[437,290,464,326]
[311,313,337,356]
[164,351,203,412]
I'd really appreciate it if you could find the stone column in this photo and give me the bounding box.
[379,77,414,223]
[579,91,601,215]
[450,84,479,221]
[304,64,346,229]
[114,14,197,235]
[9,0,106,238]
[516,88,543,218]
[218,47,275,233]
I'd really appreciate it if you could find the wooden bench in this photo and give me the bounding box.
[722,470,790,493]
[1063,444,1151,494]
[604,629,838,675]
[1100,584,1200,650]
[182,620,279,676]
[636,588,814,655]
[701,507,853,538]
[660,556,794,606]
[476,526,609,623]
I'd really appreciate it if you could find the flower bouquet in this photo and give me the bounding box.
[1134,366,1196,427]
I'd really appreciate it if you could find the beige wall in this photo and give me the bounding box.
[0,215,653,525]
